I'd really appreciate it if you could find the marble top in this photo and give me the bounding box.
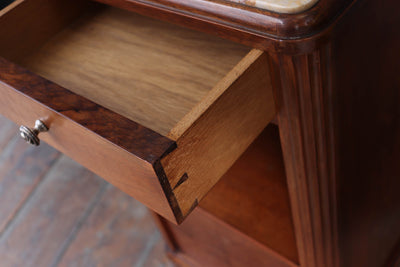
[227,0,319,13]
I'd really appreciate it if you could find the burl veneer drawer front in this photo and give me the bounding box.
[0,0,275,223]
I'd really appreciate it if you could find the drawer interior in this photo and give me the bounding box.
[0,0,275,223]
[0,1,249,137]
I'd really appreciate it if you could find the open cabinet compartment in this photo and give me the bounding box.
[0,0,275,223]
[158,124,299,267]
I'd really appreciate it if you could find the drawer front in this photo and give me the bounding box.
[0,58,176,221]
[0,0,275,224]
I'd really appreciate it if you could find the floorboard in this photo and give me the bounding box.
[0,137,60,234]
[0,116,173,267]
[58,185,172,267]
[0,116,19,152]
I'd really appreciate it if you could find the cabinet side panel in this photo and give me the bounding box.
[271,1,400,267]
[331,1,400,266]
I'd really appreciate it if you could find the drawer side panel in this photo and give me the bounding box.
[161,51,275,220]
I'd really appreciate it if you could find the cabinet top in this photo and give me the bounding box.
[92,0,353,52]
[226,0,318,14]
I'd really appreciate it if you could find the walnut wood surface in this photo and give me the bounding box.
[20,5,249,136]
[155,126,299,266]
[93,0,355,53]
[160,209,298,267]
[179,209,297,267]
[161,50,275,218]
[386,241,400,267]
[199,125,298,263]
[0,0,91,63]
[0,57,177,222]
[0,121,174,267]
[269,45,338,267]
[5,1,399,266]
[267,0,400,266]
[159,210,297,267]
[0,0,273,223]
[330,1,400,266]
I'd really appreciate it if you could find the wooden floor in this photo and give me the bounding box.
[0,115,175,267]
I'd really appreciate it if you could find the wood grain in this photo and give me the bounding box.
[141,236,176,267]
[329,1,400,266]
[0,116,18,153]
[160,209,297,267]
[199,125,298,263]
[0,0,91,63]
[161,50,275,218]
[0,57,177,222]
[0,124,175,267]
[0,137,60,234]
[0,0,274,224]
[268,0,400,266]
[0,117,60,234]
[0,156,106,267]
[269,46,339,267]
[20,6,249,136]
[156,126,298,266]
[93,0,355,53]
[57,185,164,267]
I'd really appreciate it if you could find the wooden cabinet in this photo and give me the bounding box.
[155,125,299,267]
[1,0,400,266]
[0,0,275,224]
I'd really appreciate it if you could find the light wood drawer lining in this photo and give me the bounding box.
[0,0,275,224]
[12,4,250,137]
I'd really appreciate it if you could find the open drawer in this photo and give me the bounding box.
[0,0,275,223]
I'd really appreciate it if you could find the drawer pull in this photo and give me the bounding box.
[19,120,48,146]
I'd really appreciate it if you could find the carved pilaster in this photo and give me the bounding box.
[268,45,339,267]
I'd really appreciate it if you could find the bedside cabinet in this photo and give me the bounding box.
[0,0,399,266]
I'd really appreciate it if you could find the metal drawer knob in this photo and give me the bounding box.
[19,120,48,146]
